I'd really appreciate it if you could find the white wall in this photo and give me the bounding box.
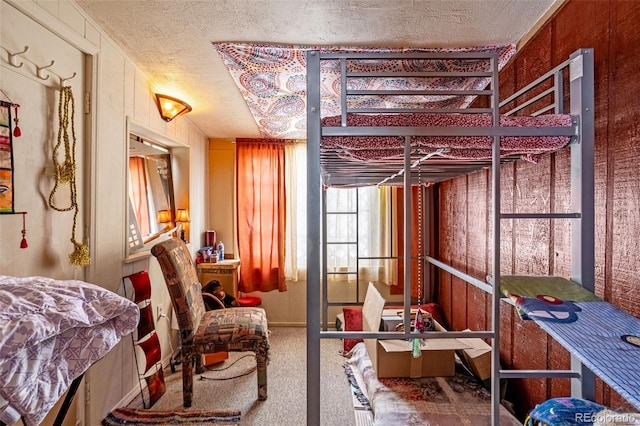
[0,0,208,424]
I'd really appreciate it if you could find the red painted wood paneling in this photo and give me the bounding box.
[435,0,640,417]
[510,320,549,416]
[547,339,571,399]
[513,157,551,275]
[553,0,612,301]
[450,177,468,330]
[608,0,640,317]
[437,180,454,327]
[466,172,489,331]
[551,150,572,278]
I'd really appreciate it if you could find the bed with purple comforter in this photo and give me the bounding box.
[0,275,139,426]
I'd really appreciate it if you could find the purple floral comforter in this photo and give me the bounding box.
[0,275,139,426]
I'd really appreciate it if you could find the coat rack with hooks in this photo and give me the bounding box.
[35,60,54,80]
[3,44,77,86]
[7,45,29,68]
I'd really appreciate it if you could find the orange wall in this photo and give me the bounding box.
[207,139,237,256]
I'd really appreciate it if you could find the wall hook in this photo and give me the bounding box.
[60,72,77,85]
[36,60,55,80]
[7,46,29,68]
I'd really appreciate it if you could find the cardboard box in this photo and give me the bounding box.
[362,283,469,378]
[457,329,492,382]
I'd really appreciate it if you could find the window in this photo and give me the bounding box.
[284,143,391,284]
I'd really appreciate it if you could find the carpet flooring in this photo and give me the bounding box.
[128,327,355,426]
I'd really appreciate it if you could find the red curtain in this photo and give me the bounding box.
[236,139,287,293]
[129,157,150,236]
[391,186,422,299]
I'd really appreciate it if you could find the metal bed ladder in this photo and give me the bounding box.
[491,48,595,424]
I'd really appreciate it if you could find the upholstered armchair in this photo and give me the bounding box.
[151,237,269,407]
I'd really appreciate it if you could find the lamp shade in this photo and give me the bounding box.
[157,210,172,224]
[175,209,190,223]
[154,94,192,122]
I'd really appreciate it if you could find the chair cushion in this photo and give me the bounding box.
[195,307,269,351]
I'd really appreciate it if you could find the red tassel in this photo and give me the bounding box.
[13,104,21,138]
[20,212,28,248]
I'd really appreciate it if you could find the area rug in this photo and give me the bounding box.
[101,407,241,425]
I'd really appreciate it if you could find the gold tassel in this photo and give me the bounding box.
[69,241,91,266]
[50,86,92,267]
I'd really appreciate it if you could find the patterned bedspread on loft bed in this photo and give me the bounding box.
[321,113,573,163]
[308,52,579,188]
[0,275,139,426]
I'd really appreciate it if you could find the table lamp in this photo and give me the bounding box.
[175,208,190,242]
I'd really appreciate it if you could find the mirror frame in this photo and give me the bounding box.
[125,118,185,260]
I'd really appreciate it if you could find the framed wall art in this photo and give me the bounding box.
[0,100,14,214]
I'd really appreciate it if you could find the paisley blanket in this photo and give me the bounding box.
[322,113,572,164]
[0,275,139,426]
[214,43,516,139]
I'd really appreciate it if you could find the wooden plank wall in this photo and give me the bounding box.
[435,0,640,418]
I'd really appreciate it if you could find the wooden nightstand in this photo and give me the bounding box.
[196,259,240,299]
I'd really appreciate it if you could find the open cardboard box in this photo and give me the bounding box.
[362,283,470,378]
[458,329,492,382]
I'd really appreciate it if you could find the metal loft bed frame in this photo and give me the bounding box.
[306,48,594,425]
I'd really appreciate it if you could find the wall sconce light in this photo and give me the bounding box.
[157,209,172,228]
[175,208,190,242]
[154,93,192,122]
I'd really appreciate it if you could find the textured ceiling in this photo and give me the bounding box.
[74,0,564,139]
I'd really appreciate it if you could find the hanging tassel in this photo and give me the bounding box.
[69,240,91,266]
[414,308,425,333]
[50,86,91,267]
[20,212,28,248]
[412,308,426,358]
[12,104,21,137]
[0,90,21,137]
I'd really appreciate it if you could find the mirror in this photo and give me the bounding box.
[127,134,176,253]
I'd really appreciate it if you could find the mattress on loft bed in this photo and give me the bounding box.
[500,275,640,410]
[321,113,574,163]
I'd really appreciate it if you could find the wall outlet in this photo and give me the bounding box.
[157,305,163,321]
